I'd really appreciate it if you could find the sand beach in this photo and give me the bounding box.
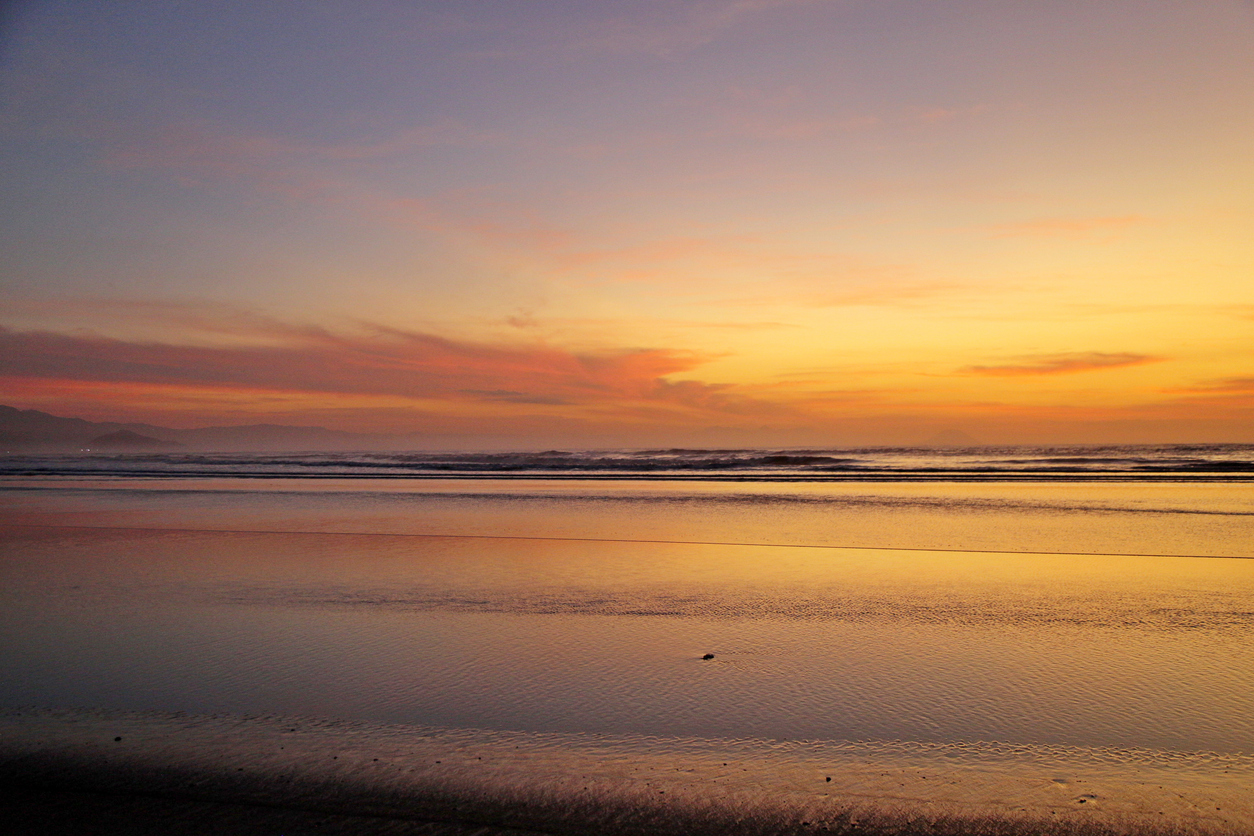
[4,707,1253,835]
[3,458,1254,834]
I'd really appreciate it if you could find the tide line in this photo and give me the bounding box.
[3,521,1251,561]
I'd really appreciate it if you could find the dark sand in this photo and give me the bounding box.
[0,784,543,836]
[3,709,1250,836]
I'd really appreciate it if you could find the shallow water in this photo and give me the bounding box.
[3,477,1254,757]
[3,476,1253,556]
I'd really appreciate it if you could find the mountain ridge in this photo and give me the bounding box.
[0,405,391,451]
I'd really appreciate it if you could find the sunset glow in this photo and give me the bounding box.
[2,1,1252,446]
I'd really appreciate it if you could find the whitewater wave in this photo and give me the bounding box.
[2,444,1252,480]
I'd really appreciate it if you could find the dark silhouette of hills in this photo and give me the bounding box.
[89,429,183,450]
[0,405,387,451]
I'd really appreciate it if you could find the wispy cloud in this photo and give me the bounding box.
[99,118,504,203]
[0,321,758,419]
[561,0,817,58]
[502,311,795,332]
[988,215,1145,239]
[98,119,608,268]
[709,104,994,147]
[807,281,968,308]
[1170,376,1254,394]
[575,100,991,156]
[0,297,323,344]
[909,104,990,125]
[962,352,1161,376]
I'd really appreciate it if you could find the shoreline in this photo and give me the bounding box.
[3,708,1249,836]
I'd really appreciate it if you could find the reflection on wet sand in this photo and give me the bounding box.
[4,522,1254,751]
[2,478,1253,833]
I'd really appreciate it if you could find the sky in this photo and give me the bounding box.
[1,0,1252,448]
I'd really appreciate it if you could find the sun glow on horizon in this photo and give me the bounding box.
[1,1,1251,446]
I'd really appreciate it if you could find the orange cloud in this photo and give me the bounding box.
[1208,377,1254,392]
[1167,376,1254,397]
[0,322,753,421]
[2,306,1244,444]
[962,352,1161,376]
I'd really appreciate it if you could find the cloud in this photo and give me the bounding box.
[318,121,506,159]
[3,313,1245,444]
[562,0,816,58]
[0,321,755,419]
[962,352,1161,376]
[1170,376,1254,394]
[988,215,1145,239]
[98,118,505,205]
[104,119,500,169]
[0,297,324,344]
[719,103,987,143]
[1211,377,1254,392]
[911,105,989,124]
[385,195,581,254]
[459,389,571,405]
[717,113,882,141]
[807,281,968,308]
[626,96,989,150]
[93,117,630,275]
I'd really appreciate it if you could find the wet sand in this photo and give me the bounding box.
[4,479,1253,833]
[3,708,1250,836]
[0,785,539,836]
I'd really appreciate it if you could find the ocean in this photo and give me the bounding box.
[3,445,1253,832]
[4,443,1253,480]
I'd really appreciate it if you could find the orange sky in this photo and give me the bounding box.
[1,1,1252,446]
